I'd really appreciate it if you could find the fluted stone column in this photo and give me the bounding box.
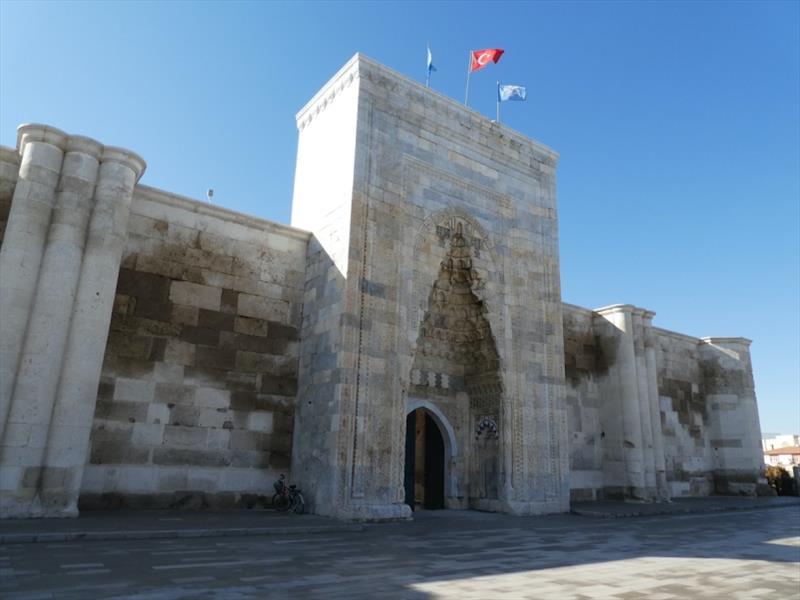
[41,146,145,516]
[0,125,145,518]
[0,125,67,434]
[595,305,646,499]
[632,308,657,499]
[1,137,102,516]
[642,310,669,500]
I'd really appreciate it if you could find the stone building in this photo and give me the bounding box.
[0,55,767,520]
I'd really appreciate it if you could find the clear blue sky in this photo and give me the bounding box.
[2,1,798,434]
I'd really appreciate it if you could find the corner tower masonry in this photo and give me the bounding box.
[290,54,570,520]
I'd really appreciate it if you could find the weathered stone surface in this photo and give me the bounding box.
[0,55,764,519]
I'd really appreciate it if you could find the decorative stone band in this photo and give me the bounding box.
[16,123,69,154]
[63,135,104,166]
[699,337,753,347]
[15,124,146,183]
[593,303,637,317]
[295,53,560,169]
[101,146,147,181]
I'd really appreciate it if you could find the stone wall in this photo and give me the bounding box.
[80,185,309,509]
[562,304,604,501]
[699,337,765,495]
[0,56,767,519]
[653,329,713,497]
[561,307,766,501]
[0,146,19,245]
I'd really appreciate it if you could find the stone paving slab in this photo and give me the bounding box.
[570,495,800,518]
[0,510,363,544]
[0,506,797,599]
[2,497,797,545]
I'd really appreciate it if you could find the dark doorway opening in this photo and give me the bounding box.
[403,408,445,510]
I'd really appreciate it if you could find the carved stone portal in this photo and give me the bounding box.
[409,223,502,506]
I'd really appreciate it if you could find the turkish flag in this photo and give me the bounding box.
[470,48,504,72]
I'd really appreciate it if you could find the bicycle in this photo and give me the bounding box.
[272,475,305,514]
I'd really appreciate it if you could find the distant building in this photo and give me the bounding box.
[762,434,800,452]
[763,435,800,473]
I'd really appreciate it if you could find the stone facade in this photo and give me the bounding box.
[0,55,767,520]
[563,303,767,502]
[80,186,308,510]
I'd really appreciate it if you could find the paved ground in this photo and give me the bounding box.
[0,510,362,543]
[1,505,798,599]
[570,495,800,517]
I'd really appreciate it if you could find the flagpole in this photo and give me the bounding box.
[464,51,472,106]
[496,81,500,123]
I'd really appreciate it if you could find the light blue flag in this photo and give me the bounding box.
[498,84,527,102]
[427,44,437,75]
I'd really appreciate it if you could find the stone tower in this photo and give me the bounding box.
[289,54,570,520]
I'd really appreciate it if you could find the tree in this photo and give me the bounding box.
[765,465,796,496]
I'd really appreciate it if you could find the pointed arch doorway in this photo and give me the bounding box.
[403,406,450,510]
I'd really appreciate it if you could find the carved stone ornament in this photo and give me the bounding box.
[475,416,499,440]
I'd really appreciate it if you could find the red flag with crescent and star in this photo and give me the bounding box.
[470,48,504,72]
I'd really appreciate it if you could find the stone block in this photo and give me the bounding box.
[179,325,220,346]
[230,391,257,412]
[253,394,294,415]
[195,387,231,410]
[171,304,199,326]
[89,441,149,465]
[152,362,184,383]
[195,345,236,371]
[132,423,165,446]
[133,298,174,323]
[169,405,202,427]
[247,411,274,433]
[116,268,170,301]
[228,450,269,468]
[113,377,155,403]
[198,308,235,331]
[230,430,265,451]
[90,421,133,443]
[94,400,149,424]
[146,403,170,425]
[184,366,229,390]
[154,382,195,406]
[237,293,290,322]
[164,338,195,366]
[153,448,227,467]
[206,428,231,450]
[220,288,239,314]
[267,320,299,341]
[169,281,222,311]
[234,316,269,337]
[225,371,258,391]
[198,409,228,429]
[269,451,290,470]
[163,426,208,448]
[260,375,298,397]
